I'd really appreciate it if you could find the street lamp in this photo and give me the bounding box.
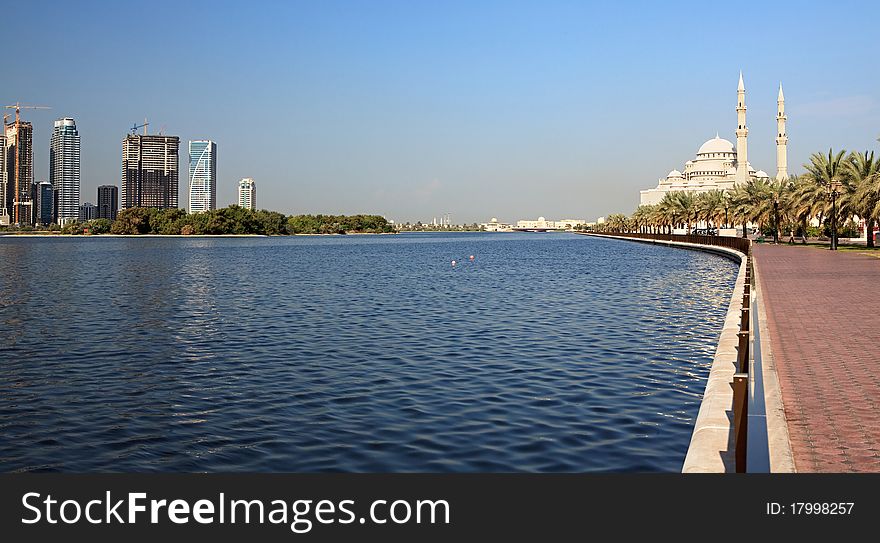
[773,196,780,244]
[827,180,841,251]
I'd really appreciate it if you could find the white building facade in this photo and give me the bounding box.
[481,217,513,231]
[50,118,81,225]
[188,140,217,214]
[639,74,788,206]
[238,177,256,210]
[514,217,588,230]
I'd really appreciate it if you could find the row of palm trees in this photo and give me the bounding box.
[600,144,880,247]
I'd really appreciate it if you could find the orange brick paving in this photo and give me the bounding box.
[753,244,880,472]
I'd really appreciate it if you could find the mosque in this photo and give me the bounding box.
[639,73,788,206]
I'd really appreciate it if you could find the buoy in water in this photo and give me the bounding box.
[469,255,475,261]
[451,260,456,266]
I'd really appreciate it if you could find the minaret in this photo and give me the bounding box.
[735,71,749,185]
[776,83,789,181]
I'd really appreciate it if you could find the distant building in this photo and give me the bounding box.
[50,118,81,225]
[121,134,180,209]
[5,118,34,225]
[79,202,97,222]
[238,178,256,210]
[513,217,588,231]
[0,132,7,225]
[31,181,54,226]
[188,140,217,214]
[556,219,588,230]
[97,185,118,220]
[480,217,513,232]
[516,217,555,230]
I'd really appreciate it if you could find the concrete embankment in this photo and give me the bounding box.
[578,233,794,473]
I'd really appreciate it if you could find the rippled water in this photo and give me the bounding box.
[0,232,736,472]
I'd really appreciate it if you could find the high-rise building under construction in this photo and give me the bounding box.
[121,133,179,209]
[5,119,34,225]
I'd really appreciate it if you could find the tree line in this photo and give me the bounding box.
[53,206,394,235]
[600,142,880,247]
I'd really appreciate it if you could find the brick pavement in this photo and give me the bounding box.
[753,244,880,472]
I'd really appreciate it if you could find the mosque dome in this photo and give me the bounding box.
[755,170,770,179]
[697,136,736,155]
[538,216,546,222]
[667,169,683,178]
[491,217,498,223]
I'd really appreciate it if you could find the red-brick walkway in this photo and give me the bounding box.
[753,244,880,472]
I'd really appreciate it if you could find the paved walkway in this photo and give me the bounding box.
[753,244,880,472]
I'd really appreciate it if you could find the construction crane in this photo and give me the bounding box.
[4,102,51,225]
[130,118,149,135]
[4,102,51,125]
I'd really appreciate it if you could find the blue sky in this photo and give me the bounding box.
[7,0,880,222]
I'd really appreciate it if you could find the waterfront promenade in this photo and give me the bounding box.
[754,244,880,472]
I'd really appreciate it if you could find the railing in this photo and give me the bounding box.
[586,231,768,472]
[743,252,771,472]
[588,231,751,254]
[732,253,752,472]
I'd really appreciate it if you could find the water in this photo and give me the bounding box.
[0,232,736,472]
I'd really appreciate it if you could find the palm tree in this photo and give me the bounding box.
[788,174,821,238]
[696,190,726,232]
[729,180,764,238]
[631,205,654,234]
[658,193,679,234]
[650,200,671,234]
[605,213,628,233]
[749,179,791,242]
[670,191,698,233]
[803,149,849,245]
[804,148,848,190]
[844,150,880,247]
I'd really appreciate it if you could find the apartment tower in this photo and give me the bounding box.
[50,117,81,225]
[238,178,256,210]
[97,185,118,220]
[121,133,180,209]
[188,140,217,214]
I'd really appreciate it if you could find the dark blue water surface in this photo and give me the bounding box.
[0,232,736,472]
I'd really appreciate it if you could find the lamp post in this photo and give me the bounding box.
[828,180,841,251]
[773,196,780,244]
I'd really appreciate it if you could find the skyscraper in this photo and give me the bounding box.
[97,185,118,220]
[0,133,7,225]
[31,181,54,226]
[238,178,256,210]
[188,140,217,214]
[50,118,81,225]
[5,119,34,226]
[121,134,180,209]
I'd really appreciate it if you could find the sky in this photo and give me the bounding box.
[6,0,880,223]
